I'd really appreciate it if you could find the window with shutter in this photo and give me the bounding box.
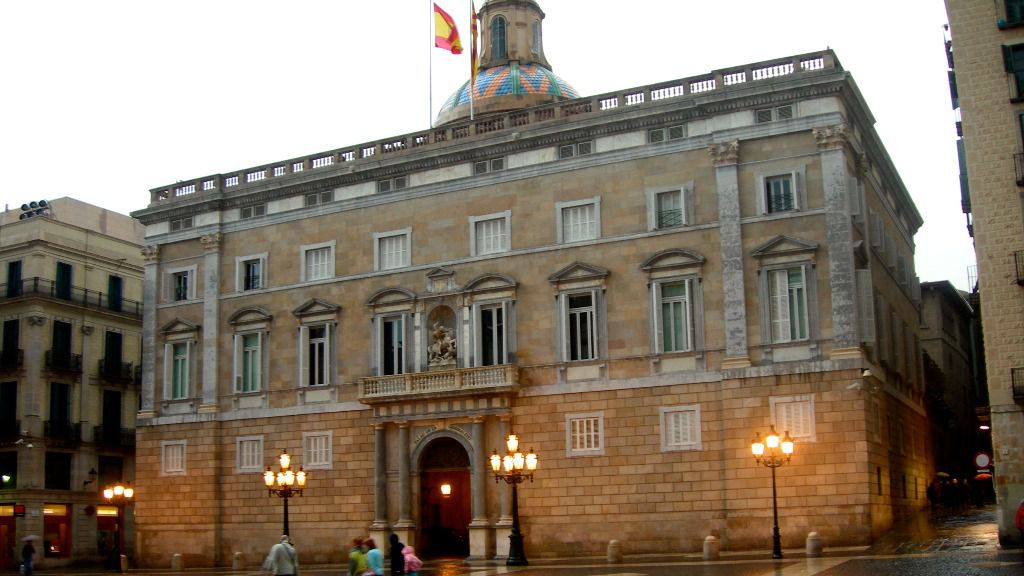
[660,405,701,451]
[566,412,604,456]
[770,395,815,440]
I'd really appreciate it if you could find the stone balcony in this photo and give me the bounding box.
[359,364,518,405]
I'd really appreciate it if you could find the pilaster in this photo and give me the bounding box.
[396,422,413,528]
[494,416,512,559]
[814,124,859,351]
[200,234,221,412]
[139,245,159,418]
[372,423,389,531]
[468,417,491,559]
[710,141,751,367]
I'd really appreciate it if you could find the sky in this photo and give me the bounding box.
[0,1,975,290]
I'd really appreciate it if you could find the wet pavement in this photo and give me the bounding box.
[26,504,1023,576]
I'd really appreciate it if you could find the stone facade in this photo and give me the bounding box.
[945,0,1024,545]
[0,198,145,568]
[130,12,931,564]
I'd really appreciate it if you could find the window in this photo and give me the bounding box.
[660,405,702,451]
[1004,43,1024,99]
[377,176,408,193]
[531,20,541,55]
[304,191,333,207]
[44,452,71,490]
[558,141,593,159]
[301,325,331,386]
[648,125,686,143]
[6,260,22,297]
[1008,0,1024,26]
[380,315,405,375]
[107,275,123,312]
[236,254,267,291]
[657,279,694,353]
[756,168,805,215]
[301,241,335,282]
[557,197,600,243]
[474,158,505,175]
[652,189,686,229]
[0,451,16,488]
[469,211,510,256]
[491,16,507,59]
[55,262,72,300]
[169,216,193,232]
[161,440,186,475]
[234,332,262,393]
[565,292,597,361]
[768,267,809,343]
[164,341,191,400]
[566,412,604,457]
[478,303,507,366]
[303,431,333,469]
[237,436,263,472]
[375,229,410,271]
[165,265,196,302]
[755,104,794,123]
[240,204,266,219]
[770,395,815,441]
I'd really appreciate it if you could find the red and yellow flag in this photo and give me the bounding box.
[470,1,479,85]
[434,3,463,54]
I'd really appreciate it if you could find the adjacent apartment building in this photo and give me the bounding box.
[0,198,144,567]
[945,0,1024,544]
[130,0,932,565]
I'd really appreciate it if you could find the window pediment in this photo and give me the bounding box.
[425,267,456,294]
[463,273,517,292]
[366,287,417,307]
[160,318,199,335]
[292,298,340,319]
[640,249,706,275]
[751,235,819,260]
[548,262,609,286]
[229,306,273,326]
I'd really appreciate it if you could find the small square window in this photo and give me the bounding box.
[559,144,575,159]
[648,128,665,143]
[161,440,186,476]
[577,141,592,155]
[559,199,599,243]
[236,436,263,472]
[240,204,266,220]
[668,125,686,140]
[765,175,796,213]
[303,431,333,469]
[776,105,793,120]
[303,245,333,281]
[169,217,193,232]
[566,412,604,457]
[394,176,407,190]
[304,191,333,207]
[377,180,392,193]
[756,109,774,123]
[471,212,510,256]
[770,395,816,441]
[474,161,489,175]
[660,405,702,451]
[656,190,683,228]
[376,231,410,271]
[490,158,505,171]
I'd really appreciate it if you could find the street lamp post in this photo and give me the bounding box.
[263,450,307,537]
[102,482,135,571]
[751,425,794,560]
[490,433,538,566]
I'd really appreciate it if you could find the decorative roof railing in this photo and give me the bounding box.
[149,50,837,205]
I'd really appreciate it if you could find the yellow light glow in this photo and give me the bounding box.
[490,451,501,473]
[123,486,134,499]
[103,488,114,500]
[279,451,290,471]
[781,432,794,455]
[512,452,525,470]
[276,472,285,486]
[502,454,513,473]
[113,485,125,497]
[296,469,306,487]
[0,505,14,516]
[440,483,452,496]
[766,427,780,449]
[525,450,537,472]
[96,506,119,517]
[43,505,67,516]
[264,469,275,487]
[506,433,519,453]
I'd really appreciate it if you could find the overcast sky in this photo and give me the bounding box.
[0,1,974,290]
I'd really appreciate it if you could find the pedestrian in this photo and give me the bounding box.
[364,538,383,576]
[21,539,34,576]
[926,479,938,511]
[388,534,404,576]
[347,537,367,576]
[263,535,298,576]
[401,546,422,576]
[1016,498,1024,548]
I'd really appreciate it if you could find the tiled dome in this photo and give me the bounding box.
[436,63,579,124]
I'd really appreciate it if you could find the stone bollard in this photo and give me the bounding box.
[232,552,245,571]
[120,554,128,573]
[171,553,184,571]
[607,539,622,563]
[703,535,720,561]
[805,532,823,557]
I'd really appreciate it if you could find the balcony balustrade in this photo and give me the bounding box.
[1013,367,1024,402]
[98,359,136,384]
[44,420,81,446]
[0,419,20,444]
[360,364,518,403]
[1016,153,1024,187]
[45,350,82,373]
[92,425,136,448]
[0,277,142,319]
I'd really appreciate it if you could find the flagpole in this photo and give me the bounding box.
[429,0,433,128]
[469,0,476,121]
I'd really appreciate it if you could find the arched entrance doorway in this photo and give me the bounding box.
[418,437,471,558]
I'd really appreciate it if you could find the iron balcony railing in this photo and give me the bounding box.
[1015,153,1024,187]
[360,364,518,403]
[1,277,142,318]
[45,350,82,373]
[44,420,81,445]
[1016,251,1024,286]
[0,349,23,370]
[98,359,137,384]
[92,426,136,448]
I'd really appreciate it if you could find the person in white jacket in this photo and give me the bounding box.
[264,535,298,576]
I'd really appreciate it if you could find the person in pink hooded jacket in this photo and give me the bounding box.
[400,546,422,576]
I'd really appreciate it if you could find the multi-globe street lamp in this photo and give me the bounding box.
[751,425,794,559]
[102,482,135,571]
[490,433,538,566]
[263,450,307,537]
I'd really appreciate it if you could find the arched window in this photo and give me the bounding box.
[491,16,507,60]
[532,20,541,55]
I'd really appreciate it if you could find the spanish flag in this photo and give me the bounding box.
[434,3,463,54]
[470,1,479,85]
